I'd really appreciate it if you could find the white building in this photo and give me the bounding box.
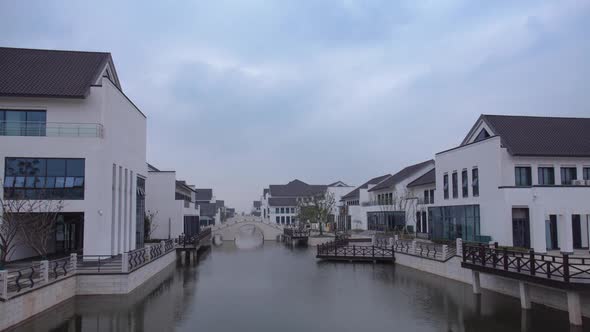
[145,163,200,240]
[195,189,220,226]
[0,47,147,260]
[430,114,590,253]
[340,160,434,232]
[262,179,352,227]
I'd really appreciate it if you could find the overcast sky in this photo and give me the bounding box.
[1,1,589,212]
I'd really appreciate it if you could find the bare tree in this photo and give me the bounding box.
[144,210,159,241]
[296,192,336,236]
[0,196,30,267]
[376,189,418,235]
[18,199,64,259]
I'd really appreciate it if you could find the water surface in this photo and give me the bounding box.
[10,242,589,332]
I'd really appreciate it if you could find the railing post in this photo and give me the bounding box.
[563,253,570,283]
[0,270,7,298]
[456,238,463,258]
[442,245,448,260]
[353,245,356,257]
[70,253,77,273]
[41,260,49,283]
[411,240,416,255]
[161,240,167,253]
[372,245,375,258]
[480,244,485,266]
[122,252,129,273]
[462,242,467,262]
[503,248,508,270]
[529,250,536,276]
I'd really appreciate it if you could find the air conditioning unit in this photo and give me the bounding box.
[572,179,586,186]
[586,180,590,186]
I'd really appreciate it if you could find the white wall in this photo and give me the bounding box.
[0,80,146,259]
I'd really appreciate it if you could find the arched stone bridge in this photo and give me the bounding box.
[211,216,284,241]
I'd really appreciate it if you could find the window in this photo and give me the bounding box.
[472,168,479,197]
[276,216,280,224]
[286,216,291,224]
[291,207,295,213]
[275,208,279,214]
[538,167,555,185]
[423,190,429,204]
[515,167,532,186]
[429,189,434,204]
[280,207,285,214]
[583,167,590,181]
[281,216,285,224]
[474,128,490,142]
[452,172,458,198]
[3,158,85,200]
[560,167,577,185]
[429,205,481,242]
[443,174,449,199]
[0,110,47,136]
[461,170,468,197]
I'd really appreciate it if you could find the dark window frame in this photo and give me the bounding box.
[452,172,458,198]
[515,166,532,186]
[4,157,85,200]
[584,167,590,181]
[538,167,555,185]
[472,168,479,197]
[560,167,577,185]
[461,169,468,197]
[443,174,449,199]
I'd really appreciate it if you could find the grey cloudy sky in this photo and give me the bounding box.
[1,1,589,212]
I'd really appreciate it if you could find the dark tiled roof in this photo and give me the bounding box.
[341,174,390,200]
[0,47,118,98]
[253,201,261,208]
[465,115,590,157]
[199,202,217,217]
[269,179,327,197]
[195,189,213,201]
[327,181,350,187]
[216,200,225,209]
[369,160,434,192]
[268,197,298,206]
[407,168,436,188]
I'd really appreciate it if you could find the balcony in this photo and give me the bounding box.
[0,121,103,138]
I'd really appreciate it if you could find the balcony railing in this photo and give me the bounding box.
[0,121,103,138]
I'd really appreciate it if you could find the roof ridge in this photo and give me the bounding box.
[483,114,590,120]
[0,46,111,55]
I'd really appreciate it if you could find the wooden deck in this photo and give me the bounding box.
[316,241,395,263]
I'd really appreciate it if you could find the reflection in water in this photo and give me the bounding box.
[9,243,589,332]
[234,224,264,249]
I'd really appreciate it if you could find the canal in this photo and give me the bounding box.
[9,241,589,331]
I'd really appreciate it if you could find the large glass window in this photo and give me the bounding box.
[584,167,590,181]
[443,174,449,199]
[560,167,577,185]
[429,189,434,204]
[3,158,84,200]
[515,166,532,186]
[538,167,555,185]
[472,168,479,197]
[461,170,468,197]
[429,205,482,242]
[0,110,46,136]
[452,172,458,198]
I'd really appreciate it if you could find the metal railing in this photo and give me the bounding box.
[462,244,590,284]
[389,239,455,261]
[0,121,103,138]
[76,255,122,274]
[283,228,310,238]
[317,240,395,260]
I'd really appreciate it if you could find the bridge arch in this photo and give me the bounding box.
[212,219,283,241]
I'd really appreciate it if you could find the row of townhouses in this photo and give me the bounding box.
[0,47,229,263]
[341,115,590,254]
[259,180,352,226]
